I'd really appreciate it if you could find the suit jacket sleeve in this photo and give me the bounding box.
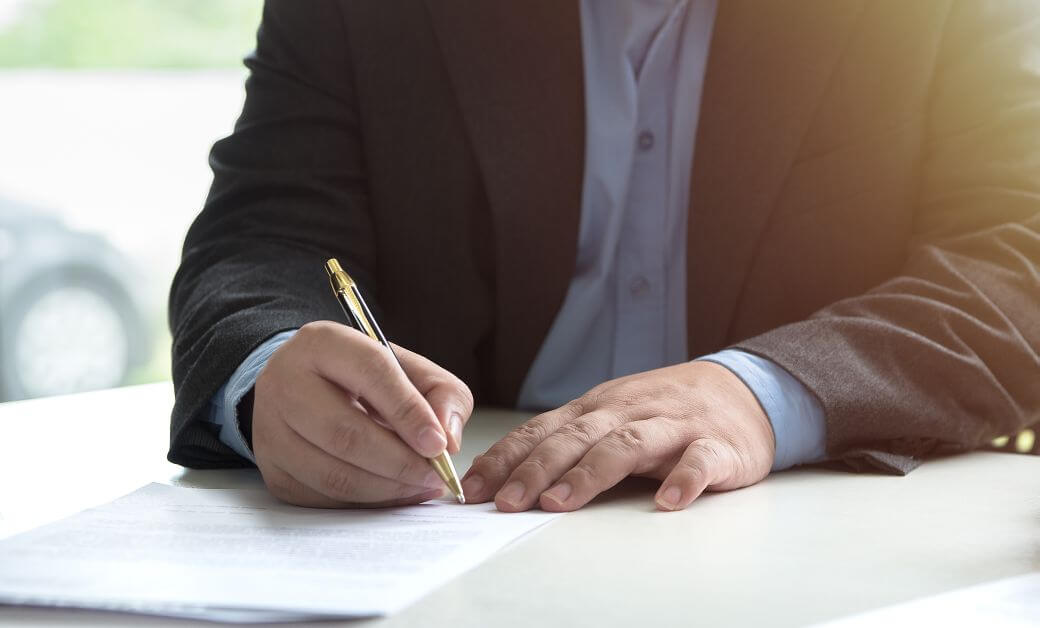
[736,1,1040,474]
[168,0,371,467]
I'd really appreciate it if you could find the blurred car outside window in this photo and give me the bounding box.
[0,0,263,401]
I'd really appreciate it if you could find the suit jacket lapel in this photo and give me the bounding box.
[686,0,866,357]
[425,1,585,403]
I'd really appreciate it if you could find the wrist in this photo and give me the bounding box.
[709,361,776,467]
[696,350,828,471]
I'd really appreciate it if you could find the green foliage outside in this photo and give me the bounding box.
[0,0,263,68]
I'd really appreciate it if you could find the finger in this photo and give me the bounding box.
[284,374,445,490]
[263,464,444,509]
[300,321,447,458]
[393,344,474,454]
[259,462,347,508]
[538,420,678,512]
[492,410,625,512]
[654,439,730,511]
[278,418,448,505]
[461,399,586,503]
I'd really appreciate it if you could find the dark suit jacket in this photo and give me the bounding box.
[169,0,1040,473]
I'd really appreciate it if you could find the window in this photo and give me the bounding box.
[0,0,262,400]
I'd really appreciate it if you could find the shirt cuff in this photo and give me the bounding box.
[207,330,298,464]
[697,349,827,471]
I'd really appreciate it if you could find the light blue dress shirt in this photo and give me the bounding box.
[210,0,827,472]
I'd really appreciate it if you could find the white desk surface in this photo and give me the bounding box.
[0,383,1037,627]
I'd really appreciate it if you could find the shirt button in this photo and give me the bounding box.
[629,275,650,296]
[637,130,655,151]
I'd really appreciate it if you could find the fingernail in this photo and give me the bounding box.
[418,427,447,456]
[657,485,682,510]
[542,482,572,505]
[462,474,484,496]
[449,413,463,446]
[423,470,444,489]
[498,481,525,508]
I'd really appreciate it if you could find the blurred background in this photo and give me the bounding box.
[0,0,262,401]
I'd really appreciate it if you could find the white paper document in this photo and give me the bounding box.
[813,571,1040,628]
[0,483,561,622]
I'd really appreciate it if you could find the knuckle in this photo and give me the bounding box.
[475,420,551,475]
[604,424,647,456]
[428,375,474,413]
[515,456,551,480]
[297,320,332,346]
[423,373,451,391]
[555,420,599,447]
[358,344,396,383]
[576,388,623,415]
[560,399,586,420]
[322,465,356,498]
[496,422,547,457]
[682,440,722,472]
[393,457,424,484]
[391,393,431,427]
[453,379,475,412]
[578,380,620,409]
[297,320,324,335]
[472,450,511,475]
[295,321,318,343]
[514,419,550,443]
[567,462,598,486]
[328,420,358,457]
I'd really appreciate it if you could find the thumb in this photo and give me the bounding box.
[654,439,731,511]
[426,388,471,454]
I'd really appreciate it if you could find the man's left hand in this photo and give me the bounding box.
[461,361,776,512]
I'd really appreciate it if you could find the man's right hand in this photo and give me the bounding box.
[251,321,474,508]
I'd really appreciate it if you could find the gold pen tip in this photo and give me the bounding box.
[430,454,466,505]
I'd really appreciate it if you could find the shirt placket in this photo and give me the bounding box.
[612,4,685,379]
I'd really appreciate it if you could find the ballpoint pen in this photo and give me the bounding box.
[323,258,466,504]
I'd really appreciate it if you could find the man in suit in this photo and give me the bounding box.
[170,1,1040,511]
